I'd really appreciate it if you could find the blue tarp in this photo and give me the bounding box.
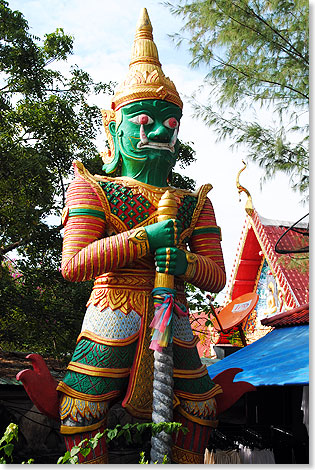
[208,325,309,386]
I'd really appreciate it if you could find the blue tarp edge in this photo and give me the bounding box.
[207,325,309,387]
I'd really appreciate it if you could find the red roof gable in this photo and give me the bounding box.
[226,210,309,309]
[230,225,261,300]
[261,304,309,328]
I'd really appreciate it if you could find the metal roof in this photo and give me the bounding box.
[261,304,309,328]
[208,325,309,387]
[262,222,309,305]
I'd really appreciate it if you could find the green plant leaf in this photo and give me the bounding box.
[80,448,91,458]
[70,446,80,457]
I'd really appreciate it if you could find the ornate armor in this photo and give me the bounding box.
[57,161,225,462]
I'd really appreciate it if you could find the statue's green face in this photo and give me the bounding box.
[108,99,182,186]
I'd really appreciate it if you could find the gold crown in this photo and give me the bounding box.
[111,8,183,111]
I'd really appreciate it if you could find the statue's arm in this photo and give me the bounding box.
[183,198,226,293]
[61,175,149,282]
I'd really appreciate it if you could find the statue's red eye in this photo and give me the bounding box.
[164,117,179,129]
[129,114,153,125]
[139,114,149,125]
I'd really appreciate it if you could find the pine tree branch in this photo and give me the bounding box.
[216,0,307,66]
[54,159,67,208]
[236,0,309,65]
[194,105,308,171]
[210,54,308,100]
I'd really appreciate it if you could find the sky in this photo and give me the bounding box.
[9,0,308,301]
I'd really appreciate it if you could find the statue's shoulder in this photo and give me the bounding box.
[72,160,112,186]
[65,161,110,215]
[71,160,116,197]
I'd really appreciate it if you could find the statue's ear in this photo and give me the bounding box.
[101,110,121,174]
[108,121,116,137]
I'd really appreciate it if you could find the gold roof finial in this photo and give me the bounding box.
[236,160,254,216]
[111,8,183,111]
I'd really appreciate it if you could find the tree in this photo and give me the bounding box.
[0,1,115,261]
[165,0,309,199]
[170,140,197,190]
[0,0,114,355]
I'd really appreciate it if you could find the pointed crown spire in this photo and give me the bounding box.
[111,8,183,111]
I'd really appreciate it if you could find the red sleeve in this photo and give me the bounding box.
[61,168,149,282]
[186,198,226,292]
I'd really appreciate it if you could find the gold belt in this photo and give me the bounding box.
[87,269,186,315]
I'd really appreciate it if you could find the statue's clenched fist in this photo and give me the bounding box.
[145,219,182,253]
[154,246,188,276]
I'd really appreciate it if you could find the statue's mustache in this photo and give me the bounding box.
[137,124,178,153]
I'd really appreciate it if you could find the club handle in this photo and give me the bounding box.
[154,189,178,289]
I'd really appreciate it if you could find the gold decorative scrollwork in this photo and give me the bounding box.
[236,160,254,216]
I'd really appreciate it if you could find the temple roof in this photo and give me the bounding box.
[225,209,309,309]
[261,303,309,328]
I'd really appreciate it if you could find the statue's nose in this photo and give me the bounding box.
[147,125,170,143]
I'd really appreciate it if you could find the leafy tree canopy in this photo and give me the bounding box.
[0,0,114,355]
[165,0,309,199]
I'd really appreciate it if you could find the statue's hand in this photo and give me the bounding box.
[145,219,181,253]
[154,247,188,276]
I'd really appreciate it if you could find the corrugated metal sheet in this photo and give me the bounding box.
[208,325,309,386]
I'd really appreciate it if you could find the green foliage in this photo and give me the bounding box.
[0,1,114,355]
[186,284,231,348]
[0,257,93,356]
[186,282,219,318]
[166,0,309,198]
[1,421,187,464]
[187,285,245,348]
[139,451,169,464]
[55,422,187,464]
[0,423,18,463]
[171,140,197,190]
